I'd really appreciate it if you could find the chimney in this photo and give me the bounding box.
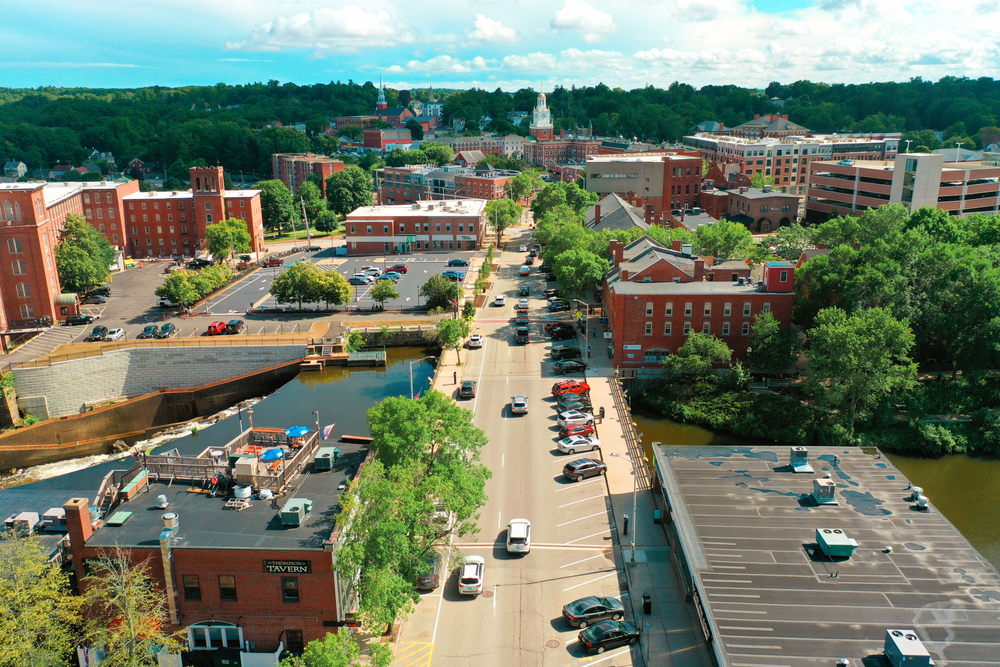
[610,239,624,267]
[672,240,682,251]
[64,497,93,586]
[782,114,789,120]
[753,114,760,121]
[594,203,601,225]
[621,269,629,281]
[694,258,705,281]
[681,209,685,221]
[560,129,566,138]
[817,242,826,250]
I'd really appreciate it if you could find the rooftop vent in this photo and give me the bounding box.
[280,498,314,527]
[737,277,745,286]
[908,487,923,501]
[812,478,838,505]
[161,512,179,530]
[884,629,931,667]
[816,527,858,558]
[4,511,40,535]
[681,243,693,257]
[156,494,169,509]
[41,507,67,531]
[790,447,813,473]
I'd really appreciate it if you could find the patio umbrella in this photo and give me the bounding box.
[259,448,285,462]
[284,426,311,437]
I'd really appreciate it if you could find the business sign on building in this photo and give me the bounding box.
[263,559,312,574]
[603,332,613,339]
[457,235,477,241]
[623,344,642,351]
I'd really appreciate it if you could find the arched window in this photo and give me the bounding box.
[2,201,13,220]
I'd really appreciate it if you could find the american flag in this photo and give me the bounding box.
[321,424,336,440]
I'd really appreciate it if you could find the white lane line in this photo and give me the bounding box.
[565,529,610,545]
[498,510,502,530]
[492,584,497,615]
[471,336,487,413]
[562,571,618,592]
[501,454,505,468]
[555,478,604,492]
[558,493,606,508]
[561,553,604,569]
[581,647,631,665]
[557,510,609,528]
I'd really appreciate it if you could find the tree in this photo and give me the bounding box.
[977,125,1000,147]
[771,223,816,261]
[807,307,916,436]
[257,179,298,234]
[485,199,521,244]
[0,529,81,667]
[420,142,454,167]
[747,311,801,375]
[508,171,543,201]
[319,271,353,309]
[552,249,605,299]
[750,173,775,189]
[270,261,326,309]
[436,317,470,364]
[662,333,733,376]
[279,629,359,667]
[462,300,476,320]
[370,280,400,311]
[82,548,183,667]
[531,181,596,220]
[385,148,427,167]
[419,274,460,311]
[205,218,251,262]
[155,270,201,306]
[326,166,374,216]
[405,119,424,140]
[695,219,755,258]
[55,213,116,293]
[298,180,327,228]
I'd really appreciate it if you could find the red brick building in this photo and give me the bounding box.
[375,166,515,206]
[272,153,345,197]
[345,199,486,254]
[363,129,413,152]
[586,154,704,223]
[602,237,795,368]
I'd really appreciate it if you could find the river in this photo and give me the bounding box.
[632,413,1000,572]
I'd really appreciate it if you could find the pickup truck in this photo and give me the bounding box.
[157,298,179,308]
[263,257,283,267]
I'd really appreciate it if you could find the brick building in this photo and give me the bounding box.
[728,114,809,140]
[375,165,515,205]
[602,237,794,368]
[520,91,601,168]
[345,199,486,254]
[724,187,801,232]
[362,128,413,152]
[271,153,345,197]
[585,154,704,223]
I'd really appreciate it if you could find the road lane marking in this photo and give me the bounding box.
[498,510,502,530]
[501,454,505,468]
[565,529,610,545]
[394,642,434,667]
[559,494,607,508]
[563,571,618,592]
[561,553,605,569]
[557,510,609,527]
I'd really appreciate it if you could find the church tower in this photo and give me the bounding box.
[529,88,553,141]
[376,77,388,112]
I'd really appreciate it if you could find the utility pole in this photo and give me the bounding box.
[300,197,313,250]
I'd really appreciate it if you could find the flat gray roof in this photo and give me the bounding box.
[654,445,1000,666]
[610,280,783,296]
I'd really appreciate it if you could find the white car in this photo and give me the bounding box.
[518,298,529,309]
[557,436,601,455]
[106,328,126,341]
[494,295,506,307]
[507,519,532,554]
[458,556,485,595]
[511,395,528,415]
[353,274,375,284]
[547,296,563,305]
[362,268,382,277]
[519,245,528,252]
[557,410,594,428]
[469,334,484,349]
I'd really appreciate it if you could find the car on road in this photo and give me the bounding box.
[550,328,576,341]
[578,620,639,654]
[551,346,581,361]
[563,596,624,628]
[511,396,528,415]
[524,256,533,265]
[459,380,477,399]
[547,296,563,305]
[376,272,400,281]
[416,550,445,590]
[515,311,529,325]
[137,324,159,339]
[225,320,246,335]
[545,272,558,281]
[81,294,107,305]
[552,381,590,397]
[441,270,465,281]
[447,258,469,267]
[263,258,283,267]
[106,328,126,341]
[558,410,594,427]
[520,286,530,297]
[519,245,528,252]
[562,457,607,482]
[518,298,529,309]
[458,556,485,595]
[515,326,529,344]
[529,249,538,258]
[389,264,408,274]
[544,321,572,334]
[348,276,370,285]
[554,359,588,375]
[157,323,178,339]
[65,314,96,326]
[468,334,484,349]
[86,326,109,342]
[544,288,559,298]
[560,423,596,438]
[494,295,506,307]
[519,265,530,276]
[207,321,227,335]
[557,436,601,455]
[549,302,571,312]
[506,519,531,555]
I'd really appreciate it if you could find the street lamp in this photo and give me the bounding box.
[611,451,641,565]
[746,346,753,374]
[408,356,436,399]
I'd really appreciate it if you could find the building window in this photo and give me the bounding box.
[286,630,304,654]
[763,302,771,312]
[724,302,732,316]
[11,260,26,275]
[366,226,372,234]
[281,577,300,603]
[7,238,23,253]
[684,302,692,316]
[183,575,201,600]
[780,270,788,282]
[743,302,751,316]
[204,202,212,210]
[664,322,672,335]
[20,304,34,319]
[181,225,187,234]
[722,322,730,336]
[664,302,673,316]
[436,224,441,232]
[742,322,750,335]
[644,349,669,363]
[704,303,712,316]
[383,225,389,234]
[218,576,237,601]
[702,322,711,334]
[205,214,212,223]
[645,302,653,316]
[645,322,652,335]
[15,283,30,298]
[683,322,691,335]
[145,226,151,234]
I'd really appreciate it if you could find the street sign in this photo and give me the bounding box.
[599,317,609,324]
[623,344,642,350]
[603,332,613,339]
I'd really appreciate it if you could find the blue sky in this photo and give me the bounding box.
[3,0,998,91]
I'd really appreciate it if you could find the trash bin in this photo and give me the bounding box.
[642,594,652,615]
[653,509,661,524]
[599,406,606,420]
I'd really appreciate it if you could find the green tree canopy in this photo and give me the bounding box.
[748,311,801,374]
[269,261,326,309]
[552,248,606,299]
[418,274,460,311]
[420,142,454,167]
[257,179,298,234]
[370,279,400,310]
[531,181,597,220]
[749,173,775,188]
[436,317,471,363]
[55,213,116,293]
[155,271,201,306]
[508,171,543,201]
[204,218,251,261]
[405,118,424,140]
[694,219,755,259]
[770,223,816,261]
[319,270,353,309]
[485,199,521,244]
[662,332,733,376]
[326,166,374,216]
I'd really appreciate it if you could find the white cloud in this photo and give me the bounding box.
[501,52,559,70]
[551,0,618,43]
[387,55,489,74]
[468,15,518,42]
[559,48,629,71]
[227,5,413,53]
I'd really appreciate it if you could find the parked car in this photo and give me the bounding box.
[263,258,283,267]
[557,398,592,414]
[442,270,465,281]
[515,326,529,344]
[519,265,530,276]
[558,410,594,427]
[557,436,601,455]
[554,360,588,375]
[562,457,607,482]
[544,321,573,334]
[416,550,446,590]
[239,254,252,262]
[545,272,559,281]
[551,346,581,361]
[506,519,531,554]
[459,380,477,399]
[376,272,400,281]
[207,321,227,335]
[539,262,550,271]
[494,295,506,307]
[560,423,596,438]
[550,328,576,341]
[88,286,111,297]
[458,556,485,595]
[389,264,409,274]
[137,324,159,339]
[547,296,563,305]
[164,265,184,274]
[81,294,107,305]
[520,286,530,297]
[225,320,246,335]
[86,326,109,342]
[563,596,624,628]
[468,334,484,349]
[549,302,571,312]
[65,314,96,326]
[157,298,179,308]
[157,323,178,339]
[578,620,639,654]
[106,328,126,341]
[544,288,560,298]
[447,258,469,267]
[348,276,369,285]
[188,258,213,269]
[511,396,528,415]
[557,392,592,407]
[362,268,382,277]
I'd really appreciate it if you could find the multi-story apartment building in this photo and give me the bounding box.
[805,152,1000,221]
[344,199,486,254]
[374,165,516,205]
[271,153,344,197]
[585,154,704,223]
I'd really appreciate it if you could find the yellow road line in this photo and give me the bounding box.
[394,641,434,667]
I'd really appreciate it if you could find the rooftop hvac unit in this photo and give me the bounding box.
[909,487,923,501]
[692,207,702,215]
[681,243,693,256]
[156,494,170,509]
[884,629,932,667]
[41,507,68,531]
[812,478,838,505]
[790,446,814,473]
[737,277,745,286]
[411,203,421,210]
[314,447,341,470]
[280,498,314,527]
[816,528,858,558]
[4,511,40,535]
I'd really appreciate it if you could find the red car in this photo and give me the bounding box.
[552,381,590,397]
[560,423,596,438]
[544,322,574,334]
[389,264,408,274]
[263,258,283,267]
[206,321,227,335]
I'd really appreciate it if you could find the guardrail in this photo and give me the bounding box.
[608,373,651,491]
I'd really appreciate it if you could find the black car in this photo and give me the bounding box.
[545,273,559,282]
[188,258,213,269]
[447,258,469,267]
[515,326,529,344]
[550,328,575,341]
[578,620,639,654]
[239,254,252,262]
[549,302,571,312]
[554,360,587,375]
[519,286,529,297]
[539,263,550,271]
[88,286,111,297]
[543,288,559,298]
[65,314,96,326]
[225,320,246,335]
[86,326,109,342]
[563,458,607,482]
[137,324,159,339]
[459,380,477,399]
[563,596,625,628]
[557,398,592,413]
[551,346,581,361]
[157,323,178,339]
[557,392,592,408]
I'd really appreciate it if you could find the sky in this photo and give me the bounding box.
[3,0,999,92]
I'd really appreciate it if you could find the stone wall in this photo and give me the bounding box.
[12,345,307,419]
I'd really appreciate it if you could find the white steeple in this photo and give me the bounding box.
[530,85,552,131]
[376,77,387,110]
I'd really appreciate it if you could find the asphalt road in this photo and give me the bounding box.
[395,231,635,667]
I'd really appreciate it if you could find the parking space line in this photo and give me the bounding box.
[557,510,609,528]
[577,647,631,665]
[558,494,606,508]
[555,478,604,492]
[562,571,618,592]
[565,529,610,545]
[561,553,605,569]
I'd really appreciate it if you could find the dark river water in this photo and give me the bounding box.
[631,413,1000,571]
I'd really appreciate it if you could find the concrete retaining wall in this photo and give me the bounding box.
[12,345,307,419]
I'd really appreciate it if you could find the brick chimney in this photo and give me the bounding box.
[817,243,826,249]
[753,114,760,121]
[594,203,601,225]
[560,128,566,138]
[64,497,93,585]
[694,258,705,281]
[621,269,629,281]
[781,114,789,120]
[672,240,682,251]
[610,239,624,267]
